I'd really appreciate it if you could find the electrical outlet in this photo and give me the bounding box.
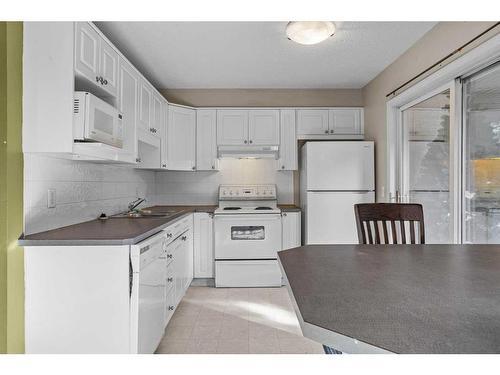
[47,189,56,208]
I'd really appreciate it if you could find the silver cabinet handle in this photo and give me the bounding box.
[212,165,215,169]
[244,140,248,144]
[162,164,166,168]
[167,277,173,282]
[281,165,285,169]
[135,157,141,163]
[192,166,196,170]
[167,254,173,259]
[168,306,174,311]
[103,79,108,85]
[249,140,253,144]
[282,213,287,217]
[96,76,100,83]
[324,130,329,134]
[181,236,187,241]
[166,233,172,238]
[330,129,334,133]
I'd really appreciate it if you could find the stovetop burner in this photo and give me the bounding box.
[223,207,242,210]
[255,207,272,210]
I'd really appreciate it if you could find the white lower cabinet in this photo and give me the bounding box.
[193,212,214,278]
[282,211,301,250]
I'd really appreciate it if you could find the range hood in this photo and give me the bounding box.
[217,145,279,159]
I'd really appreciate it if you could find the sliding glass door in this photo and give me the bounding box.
[463,63,500,244]
[399,88,454,243]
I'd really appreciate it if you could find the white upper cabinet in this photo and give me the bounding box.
[74,22,118,97]
[297,108,364,138]
[118,58,139,161]
[166,105,196,171]
[217,109,280,146]
[248,110,280,145]
[217,110,248,145]
[99,40,119,97]
[151,92,163,137]
[74,22,100,83]
[196,109,218,171]
[277,109,298,171]
[329,108,363,134]
[297,109,329,135]
[138,80,152,133]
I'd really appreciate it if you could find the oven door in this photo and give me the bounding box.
[214,214,282,260]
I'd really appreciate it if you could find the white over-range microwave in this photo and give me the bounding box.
[73,91,123,148]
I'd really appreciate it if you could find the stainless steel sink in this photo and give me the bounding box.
[110,210,181,219]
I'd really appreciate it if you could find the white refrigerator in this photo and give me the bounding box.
[300,141,375,244]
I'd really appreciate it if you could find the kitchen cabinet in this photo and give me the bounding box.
[118,58,139,161]
[136,136,161,169]
[248,110,280,145]
[166,105,196,170]
[193,213,214,278]
[297,109,329,135]
[329,108,363,134]
[217,109,280,146]
[297,108,364,138]
[277,109,298,170]
[138,79,152,133]
[282,212,301,250]
[151,92,163,138]
[217,109,248,145]
[74,22,119,97]
[196,109,219,171]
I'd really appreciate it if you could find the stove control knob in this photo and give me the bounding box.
[229,191,233,195]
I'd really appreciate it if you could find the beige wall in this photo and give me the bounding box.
[160,89,363,107]
[362,22,497,200]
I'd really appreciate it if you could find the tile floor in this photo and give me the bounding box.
[155,286,324,354]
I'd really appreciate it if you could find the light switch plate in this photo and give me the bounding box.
[47,188,56,208]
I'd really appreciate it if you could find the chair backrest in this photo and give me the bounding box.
[354,203,425,244]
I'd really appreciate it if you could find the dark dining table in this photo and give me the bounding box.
[278,244,500,354]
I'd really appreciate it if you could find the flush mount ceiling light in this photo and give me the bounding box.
[286,21,336,45]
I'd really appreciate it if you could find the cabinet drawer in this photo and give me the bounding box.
[166,263,175,293]
[164,216,192,245]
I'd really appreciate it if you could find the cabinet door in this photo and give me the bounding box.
[196,109,218,171]
[167,105,196,170]
[74,22,100,83]
[297,109,329,135]
[329,109,362,134]
[99,39,119,97]
[118,58,138,160]
[248,110,280,145]
[217,110,248,145]
[193,213,214,278]
[282,212,301,250]
[138,80,152,132]
[151,93,163,137]
[181,230,193,289]
[277,109,297,171]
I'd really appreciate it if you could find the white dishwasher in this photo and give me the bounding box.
[131,232,168,354]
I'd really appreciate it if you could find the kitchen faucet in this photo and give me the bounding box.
[128,197,146,212]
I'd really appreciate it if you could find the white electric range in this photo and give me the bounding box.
[213,184,283,287]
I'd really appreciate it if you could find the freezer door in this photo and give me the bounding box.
[305,141,374,191]
[305,191,375,244]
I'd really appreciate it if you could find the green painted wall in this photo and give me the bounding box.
[0,21,24,354]
[0,22,7,354]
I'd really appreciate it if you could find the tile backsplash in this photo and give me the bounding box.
[24,156,294,235]
[155,158,294,205]
[24,154,157,235]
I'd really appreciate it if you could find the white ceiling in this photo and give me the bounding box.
[95,22,436,89]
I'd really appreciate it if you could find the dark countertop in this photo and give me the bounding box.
[19,205,217,246]
[278,204,301,212]
[278,244,500,354]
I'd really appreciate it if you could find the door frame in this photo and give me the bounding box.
[386,32,500,243]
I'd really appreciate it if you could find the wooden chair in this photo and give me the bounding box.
[354,203,425,244]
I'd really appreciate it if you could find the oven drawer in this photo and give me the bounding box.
[215,260,282,287]
[214,214,282,259]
